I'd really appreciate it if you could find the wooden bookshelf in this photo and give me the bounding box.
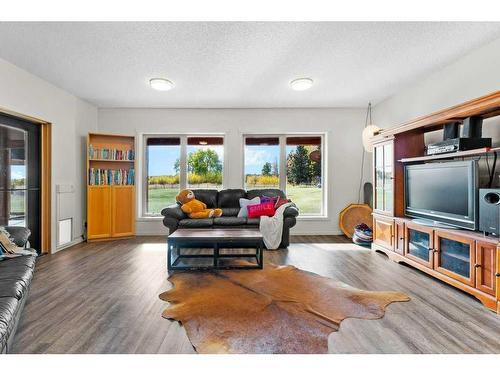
[86,132,135,241]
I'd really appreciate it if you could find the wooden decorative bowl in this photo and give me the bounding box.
[339,204,373,239]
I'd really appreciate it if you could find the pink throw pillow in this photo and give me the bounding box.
[247,202,276,218]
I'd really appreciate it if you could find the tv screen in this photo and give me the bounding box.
[405,161,478,230]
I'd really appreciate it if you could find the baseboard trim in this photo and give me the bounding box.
[53,237,84,253]
[291,230,343,236]
[135,230,343,236]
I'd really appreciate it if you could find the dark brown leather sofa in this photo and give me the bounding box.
[161,189,299,248]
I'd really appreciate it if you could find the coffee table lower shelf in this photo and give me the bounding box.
[167,230,264,271]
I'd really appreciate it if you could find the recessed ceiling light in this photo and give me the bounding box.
[290,78,313,91]
[149,78,174,91]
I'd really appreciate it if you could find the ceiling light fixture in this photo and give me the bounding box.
[290,78,313,91]
[149,78,174,91]
[199,141,208,145]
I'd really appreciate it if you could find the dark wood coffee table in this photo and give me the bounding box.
[167,228,264,271]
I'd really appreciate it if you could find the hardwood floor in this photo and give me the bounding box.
[11,235,500,354]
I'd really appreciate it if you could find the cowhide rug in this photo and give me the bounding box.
[159,263,409,354]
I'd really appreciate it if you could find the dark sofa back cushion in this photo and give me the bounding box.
[190,190,218,208]
[246,189,285,200]
[218,189,246,208]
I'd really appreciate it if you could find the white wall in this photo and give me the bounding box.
[374,37,500,141]
[0,58,98,253]
[98,107,368,235]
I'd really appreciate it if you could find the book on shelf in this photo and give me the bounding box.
[88,168,135,186]
[88,144,135,161]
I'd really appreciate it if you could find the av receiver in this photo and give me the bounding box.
[426,137,491,156]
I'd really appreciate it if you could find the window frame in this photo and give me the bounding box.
[142,133,226,217]
[242,133,327,219]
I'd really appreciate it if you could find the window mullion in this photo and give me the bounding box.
[279,135,287,192]
[180,136,187,189]
[143,136,149,216]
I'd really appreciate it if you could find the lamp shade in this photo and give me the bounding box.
[362,125,381,152]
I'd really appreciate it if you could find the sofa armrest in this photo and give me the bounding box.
[283,204,299,218]
[3,226,31,248]
[161,204,187,220]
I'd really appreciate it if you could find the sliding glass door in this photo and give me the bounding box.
[0,114,41,250]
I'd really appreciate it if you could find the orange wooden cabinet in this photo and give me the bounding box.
[497,245,500,313]
[374,218,500,312]
[475,241,497,296]
[111,186,135,238]
[373,214,394,250]
[404,221,434,269]
[434,230,476,287]
[394,218,405,255]
[87,186,112,240]
[87,186,135,240]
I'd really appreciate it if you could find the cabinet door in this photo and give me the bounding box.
[87,186,112,240]
[434,231,475,287]
[404,222,434,268]
[496,246,500,312]
[373,216,394,250]
[394,220,405,255]
[111,186,135,237]
[382,143,394,214]
[475,241,497,296]
[374,145,384,212]
[373,141,394,215]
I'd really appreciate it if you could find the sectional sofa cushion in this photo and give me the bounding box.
[217,189,246,208]
[213,217,247,226]
[179,218,214,228]
[221,207,240,217]
[0,297,19,351]
[0,280,26,300]
[0,256,36,270]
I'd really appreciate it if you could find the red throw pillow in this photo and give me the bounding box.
[275,197,290,209]
[247,202,276,218]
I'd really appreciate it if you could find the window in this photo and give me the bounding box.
[244,137,280,189]
[144,135,224,216]
[243,134,325,217]
[145,137,181,215]
[187,137,224,190]
[286,136,323,216]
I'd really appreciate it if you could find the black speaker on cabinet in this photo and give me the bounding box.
[462,116,483,138]
[443,122,460,140]
[479,188,500,235]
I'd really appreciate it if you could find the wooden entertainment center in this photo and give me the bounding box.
[371,91,500,313]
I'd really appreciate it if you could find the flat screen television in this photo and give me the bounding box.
[404,160,478,230]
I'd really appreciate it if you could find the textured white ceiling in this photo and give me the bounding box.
[1,22,500,108]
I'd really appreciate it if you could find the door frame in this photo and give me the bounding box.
[0,107,52,254]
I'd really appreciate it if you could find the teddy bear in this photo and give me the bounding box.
[176,189,223,219]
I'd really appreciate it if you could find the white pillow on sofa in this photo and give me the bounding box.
[237,197,260,217]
